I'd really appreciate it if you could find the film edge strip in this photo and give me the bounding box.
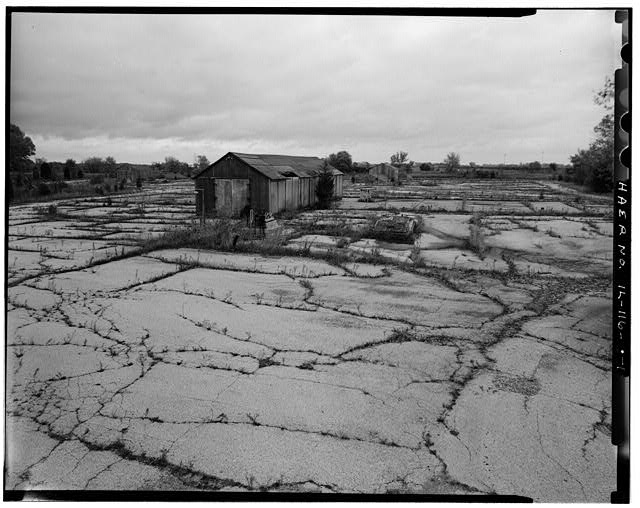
[611,8,630,505]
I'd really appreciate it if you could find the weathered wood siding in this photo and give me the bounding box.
[195,176,216,217]
[210,156,249,179]
[333,174,344,197]
[248,168,269,212]
[215,178,249,216]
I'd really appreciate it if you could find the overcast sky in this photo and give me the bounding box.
[10,10,620,165]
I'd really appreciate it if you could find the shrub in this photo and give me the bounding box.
[37,182,51,196]
[89,174,104,185]
[141,219,245,253]
[466,215,486,259]
[315,161,335,209]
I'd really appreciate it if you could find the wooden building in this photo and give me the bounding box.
[368,163,411,183]
[192,152,343,217]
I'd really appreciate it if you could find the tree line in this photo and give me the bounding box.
[8,125,215,200]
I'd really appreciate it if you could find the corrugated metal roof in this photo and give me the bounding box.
[233,153,342,180]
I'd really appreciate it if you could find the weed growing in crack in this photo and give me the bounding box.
[465,214,487,259]
[246,413,260,425]
[409,244,426,268]
[422,431,434,448]
[298,279,314,300]
[501,253,517,276]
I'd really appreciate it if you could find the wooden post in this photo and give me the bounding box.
[195,188,205,226]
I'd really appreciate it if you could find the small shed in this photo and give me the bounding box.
[369,163,403,182]
[192,152,343,217]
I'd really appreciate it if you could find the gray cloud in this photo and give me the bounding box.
[11,10,619,164]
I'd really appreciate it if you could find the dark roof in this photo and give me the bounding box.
[193,152,343,180]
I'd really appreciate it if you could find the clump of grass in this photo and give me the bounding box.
[139,219,246,253]
[336,237,350,249]
[35,204,60,218]
[409,244,425,268]
[299,279,314,299]
[465,215,486,259]
[547,229,561,238]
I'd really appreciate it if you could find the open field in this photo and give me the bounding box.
[5,179,614,500]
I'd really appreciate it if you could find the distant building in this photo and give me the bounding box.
[368,163,401,182]
[192,152,343,217]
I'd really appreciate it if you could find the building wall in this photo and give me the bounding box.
[248,170,269,212]
[369,164,398,181]
[334,174,344,197]
[195,176,216,217]
[215,178,250,216]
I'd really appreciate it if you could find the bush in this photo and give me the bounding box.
[315,161,334,209]
[90,174,104,185]
[467,225,486,258]
[141,219,244,252]
[37,182,51,196]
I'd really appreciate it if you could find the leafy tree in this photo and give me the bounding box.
[444,152,461,171]
[420,162,433,171]
[64,159,76,179]
[549,162,558,172]
[570,77,614,193]
[390,151,408,165]
[9,124,36,173]
[136,176,142,189]
[162,156,190,175]
[40,161,52,180]
[83,157,106,174]
[105,156,117,177]
[194,155,210,173]
[328,151,353,173]
[315,160,335,209]
[529,161,542,170]
[37,182,51,196]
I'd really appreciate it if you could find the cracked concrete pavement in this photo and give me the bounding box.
[5,180,615,500]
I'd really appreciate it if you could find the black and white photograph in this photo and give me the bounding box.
[5,6,629,502]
